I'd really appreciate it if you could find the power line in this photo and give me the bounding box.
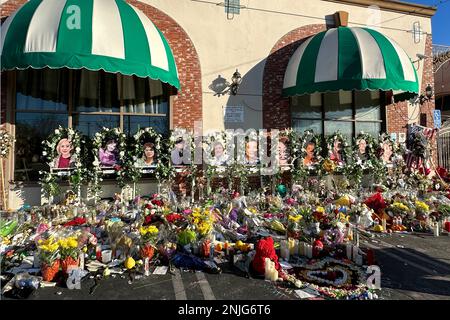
[189,0,437,35]
[371,0,448,27]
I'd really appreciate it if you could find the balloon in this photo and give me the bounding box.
[276,184,287,197]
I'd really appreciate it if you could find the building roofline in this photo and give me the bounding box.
[324,0,436,18]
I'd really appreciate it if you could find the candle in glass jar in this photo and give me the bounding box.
[264,258,272,280]
[306,244,313,259]
[346,243,352,260]
[353,245,359,262]
[433,222,440,237]
[288,238,296,255]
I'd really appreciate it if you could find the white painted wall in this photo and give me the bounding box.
[141,0,432,132]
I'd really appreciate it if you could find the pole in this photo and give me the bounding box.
[0,159,6,210]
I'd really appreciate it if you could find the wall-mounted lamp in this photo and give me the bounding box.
[209,69,242,96]
[412,53,430,70]
[419,84,433,104]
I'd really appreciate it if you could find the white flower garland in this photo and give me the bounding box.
[0,129,14,158]
[40,126,84,198]
[90,127,127,197]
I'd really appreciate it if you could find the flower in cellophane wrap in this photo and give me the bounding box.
[287,209,302,239]
[189,207,214,240]
[415,200,430,220]
[322,159,336,173]
[38,237,60,281]
[58,236,80,274]
[139,225,159,259]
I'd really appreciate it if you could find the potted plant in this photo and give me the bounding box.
[38,237,60,281]
[58,236,80,274]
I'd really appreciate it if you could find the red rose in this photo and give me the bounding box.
[166,213,183,223]
[143,215,155,225]
[114,164,122,171]
[151,199,163,207]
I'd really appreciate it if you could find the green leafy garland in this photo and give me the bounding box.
[40,126,85,199]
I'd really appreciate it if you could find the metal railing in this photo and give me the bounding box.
[438,121,450,170]
[433,44,450,58]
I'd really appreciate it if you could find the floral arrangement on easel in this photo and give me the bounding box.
[40,126,85,200]
[293,130,323,182]
[90,127,127,199]
[325,132,351,175]
[203,130,234,194]
[128,127,163,184]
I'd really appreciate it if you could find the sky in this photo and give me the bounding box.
[409,0,450,45]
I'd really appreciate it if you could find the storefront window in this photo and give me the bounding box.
[14,113,68,181]
[291,90,383,138]
[73,70,169,137]
[14,68,170,181]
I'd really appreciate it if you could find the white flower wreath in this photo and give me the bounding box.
[378,132,403,167]
[352,131,379,170]
[203,130,233,170]
[91,127,127,188]
[326,132,350,173]
[132,127,162,167]
[0,129,15,158]
[300,129,323,170]
[40,126,84,197]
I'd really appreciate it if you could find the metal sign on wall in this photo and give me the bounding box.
[434,110,441,129]
[224,106,244,122]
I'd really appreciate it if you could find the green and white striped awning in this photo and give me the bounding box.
[1,0,180,89]
[283,26,418,98]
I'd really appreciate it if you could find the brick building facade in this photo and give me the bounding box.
[0,0,436,208]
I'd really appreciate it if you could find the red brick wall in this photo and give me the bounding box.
[386,100,409,136]
[0,0,203,131]
[127,0,202,130]
[385,35,435,137]
[262,24,327,130]
[420,34,435,129]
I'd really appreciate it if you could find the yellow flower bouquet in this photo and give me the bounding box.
[415,200,430,215]
[139,225,159,259]
[58,236,80,274]
[38,237,60,281]
[139,225,159,245]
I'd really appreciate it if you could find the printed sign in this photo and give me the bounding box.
[224,106,244,123]
[434,110,441,129]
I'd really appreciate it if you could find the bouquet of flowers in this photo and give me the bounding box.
[389,201,410,217]
[189,207,214,238]
[58,236,80,274]
[415,200,430,220]
[139,225,159,259]
[38,237,60,281]
[364,193,386,214]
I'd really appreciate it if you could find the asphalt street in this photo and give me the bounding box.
[2,233,450,300]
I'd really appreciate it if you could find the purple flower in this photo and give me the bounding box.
[182,209,192,215]
[229,208,238,221]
